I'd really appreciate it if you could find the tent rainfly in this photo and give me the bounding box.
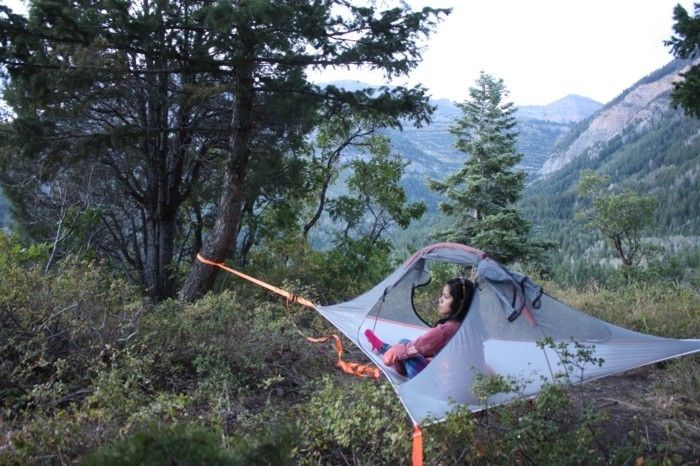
[316,242,700,424]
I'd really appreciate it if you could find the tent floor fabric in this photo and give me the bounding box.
[315,242,700,424]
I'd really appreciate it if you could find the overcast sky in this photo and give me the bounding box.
[314,0,696,106]
[3,0,695,106]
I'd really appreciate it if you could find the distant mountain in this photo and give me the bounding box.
[521,59,700,258]
[323,81,602,180]
[517,95,603,123]
[382,95,600,179]
[538,60,698,177]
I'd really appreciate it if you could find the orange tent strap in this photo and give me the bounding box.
[195,253,379,380]
[331,334,380,379]
[196,253,315,309]
[412,425,423,466]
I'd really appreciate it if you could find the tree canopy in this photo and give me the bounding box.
[0,0,448,301]
[576,170,656,268]
[666,3,700,118]
[428,72,535,264]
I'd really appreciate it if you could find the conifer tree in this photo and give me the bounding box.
[0,0,448,301]
[428,72,531,263]
[666,3,700,118]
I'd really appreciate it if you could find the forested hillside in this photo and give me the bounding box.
[520,59,700,280]
[385,94,601,211]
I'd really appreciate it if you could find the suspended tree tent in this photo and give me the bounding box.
[313,242,700,424]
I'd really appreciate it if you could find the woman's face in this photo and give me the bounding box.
[437,284,454,317]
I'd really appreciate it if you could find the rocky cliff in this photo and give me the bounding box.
[538,60,697,176]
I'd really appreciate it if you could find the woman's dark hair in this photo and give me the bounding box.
[437,277,475,324]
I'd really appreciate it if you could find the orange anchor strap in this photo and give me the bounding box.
[195,253,380,380]
[412,425,423,466]
[196,253,315,308]
[331,334,381,379]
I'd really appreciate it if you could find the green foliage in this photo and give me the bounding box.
[84,423,293,466]
[537,337,605,384]
[0,232,142,415]
[296,375,411,464]
[330,135,426,242]
[245,237,394,304]
[428,72,546,264]
[421,405,476,463]
[472,373,518,404]
[666,4,700,118]
[577,170,656,268]
[133,290,329,399]
[427,374,613,465]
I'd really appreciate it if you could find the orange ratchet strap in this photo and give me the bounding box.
[196,253,315,308]
[195,253,380,379]
[331,334,380,379]
[412,425,423,466]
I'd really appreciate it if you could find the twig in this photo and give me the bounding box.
[45,187,70,274]
[39,303,78,329]
[118,331,138,342]
[45,388,92,407]
[338,448,351,466]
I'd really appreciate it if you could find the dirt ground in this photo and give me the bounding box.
[570,362,700,464]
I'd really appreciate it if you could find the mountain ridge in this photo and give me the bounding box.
[517,95,603,123]
[538,59,697,177]
[520,58,700,261]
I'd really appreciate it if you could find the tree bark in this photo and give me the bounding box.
[179,66,255,302]
[143,214,176,300]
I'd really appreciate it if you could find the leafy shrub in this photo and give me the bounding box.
[296,375,411,464]
[0,233,143,414]
[83,423,293,466]
[423,380,613,465]
[134,291,329,397]
[246,236,395,304]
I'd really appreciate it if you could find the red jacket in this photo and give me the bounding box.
[391,320,461,361]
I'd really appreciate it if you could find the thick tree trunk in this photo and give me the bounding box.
[144,215,176,300]
[179,69,254,302]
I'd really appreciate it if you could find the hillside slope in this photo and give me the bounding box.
[386,94,601,210]
[521,59,700,257]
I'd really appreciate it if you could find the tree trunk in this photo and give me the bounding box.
[144,214,176,300]
[179,67,254,302]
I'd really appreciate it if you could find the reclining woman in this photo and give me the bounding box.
[365,277,475,378]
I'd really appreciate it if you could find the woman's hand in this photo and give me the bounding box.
[383,346,398,365]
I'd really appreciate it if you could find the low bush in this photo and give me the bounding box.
[296,375,411,464]
[0,233,143,416]
[83,423,293,466]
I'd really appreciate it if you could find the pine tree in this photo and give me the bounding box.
[666,3,700,118]
[428,72,531,263]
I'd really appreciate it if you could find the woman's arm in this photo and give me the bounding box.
[383,321,460,365]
